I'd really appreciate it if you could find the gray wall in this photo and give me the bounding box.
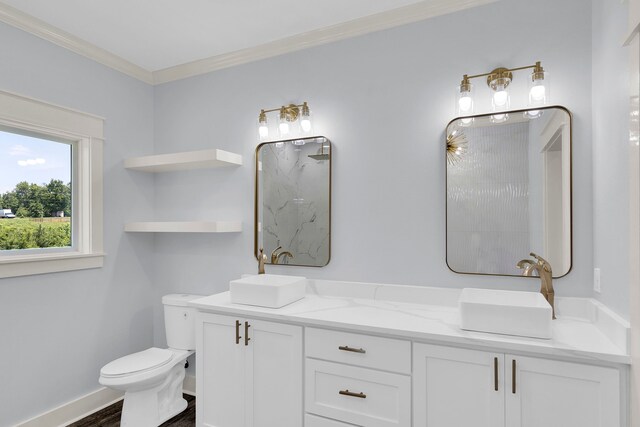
[1,0,633,423]
[0,23,156,426]
[151,0,596,353]
[592,0,631,318]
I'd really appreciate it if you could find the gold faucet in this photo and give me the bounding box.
[257,248,267,274]
[517,252,555,319]
[270,246,294,264]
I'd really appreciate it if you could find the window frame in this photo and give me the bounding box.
[0,90,104,278]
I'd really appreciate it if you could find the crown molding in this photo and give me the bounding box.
[0,0,496,86]
[0,2,154,84]
[152,0,497,84]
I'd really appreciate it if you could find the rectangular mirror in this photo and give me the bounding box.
[255,136,331,267]
[446,106,572,277]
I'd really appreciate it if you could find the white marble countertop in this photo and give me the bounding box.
[189,279,631,365]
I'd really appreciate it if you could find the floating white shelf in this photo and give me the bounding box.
[124,221,242,233]
[125,149,242,172]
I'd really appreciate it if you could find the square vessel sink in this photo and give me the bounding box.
[459,288,553,339]
[230,274,306,308]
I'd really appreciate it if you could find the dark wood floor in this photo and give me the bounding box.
[69,394,195,427]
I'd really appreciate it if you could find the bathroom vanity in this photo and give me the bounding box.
[189,280,630,427]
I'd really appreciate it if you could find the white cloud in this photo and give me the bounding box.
[17,158,46,167]
[9,144,32,156]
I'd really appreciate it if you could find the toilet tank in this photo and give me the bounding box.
[162,294,204,350]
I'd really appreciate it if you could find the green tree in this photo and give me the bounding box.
[44,179,69,216]
[1,192,19,213]
[15,207,29,218]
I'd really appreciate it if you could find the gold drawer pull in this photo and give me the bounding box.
[339,389,367,399]
[235,320,241,344]
[338,345,366,354]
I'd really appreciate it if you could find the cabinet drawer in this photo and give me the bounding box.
[305,327,411,374]
[305,413,359,426]
[305,359,411,427]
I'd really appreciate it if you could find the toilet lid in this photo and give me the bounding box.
[101,347,174,378]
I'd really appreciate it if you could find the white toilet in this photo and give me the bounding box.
[99,294,203,427]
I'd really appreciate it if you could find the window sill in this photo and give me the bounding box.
[0,252,105,279]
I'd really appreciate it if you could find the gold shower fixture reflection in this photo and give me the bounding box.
[446,130,467,165]
[257,102,312,141]
[456,61,550,119]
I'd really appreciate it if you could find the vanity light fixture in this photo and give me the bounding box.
[257,102,312,141]
[457,61,550,120]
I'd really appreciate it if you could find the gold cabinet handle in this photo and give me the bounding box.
[235,320,241,344]
[494,357,499,391]
[244,321,251,346]
[512,359,517,394]
[339,389,366,399]
[338,345,366,354]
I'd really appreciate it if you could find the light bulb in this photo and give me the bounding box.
[493,90,508,107]
[279,121,290,135]
[524,110,542,119]
[458,96,472,113]
[530,85,546,102]
[257,110,268,141]
[490,113,509,124]
[258,124,268,140]
[300,102,312,133]
[279,106,290,136]
[456,78,474,116]
[528,64,549,107]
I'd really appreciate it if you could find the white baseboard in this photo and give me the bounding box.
[15,375,197,426]
[16,387,124,427]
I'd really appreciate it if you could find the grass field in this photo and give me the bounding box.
[0,217,71,250]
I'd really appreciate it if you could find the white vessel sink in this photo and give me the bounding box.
[230,274,306,308]
[459,288,553,339]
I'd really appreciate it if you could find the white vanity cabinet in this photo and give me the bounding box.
[195,312,302,427]
[413,343,621,427]
[305,328,412,427]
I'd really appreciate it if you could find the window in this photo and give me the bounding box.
[0,128,73,252]
[0,90,104,278]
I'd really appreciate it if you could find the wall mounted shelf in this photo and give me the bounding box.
[125,221,242,233]
[125,149,242,172]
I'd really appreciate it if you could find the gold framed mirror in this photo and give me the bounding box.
[446,106,572,278]
[255,136,331,267]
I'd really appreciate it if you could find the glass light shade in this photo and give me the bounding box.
[528,72,550,107]
[491,83,510,111]
[258,111,269,141]
[258,120,269,141]
[523,110,542,119]
[301,110,312,133]
[279,119,290,136]
[456,83,474,116]
[490,113,509,124]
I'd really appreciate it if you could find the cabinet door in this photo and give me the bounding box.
[413,343,505,427]
[244,318,302,427]
[505,355,620,427]
[197,313,245,427]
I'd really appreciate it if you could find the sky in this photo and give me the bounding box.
[0,130,71,194]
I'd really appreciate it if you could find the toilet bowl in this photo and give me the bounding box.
[99,294,203,427]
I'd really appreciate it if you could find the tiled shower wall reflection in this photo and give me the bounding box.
[447,122,530,275]
[261,141,330,266]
